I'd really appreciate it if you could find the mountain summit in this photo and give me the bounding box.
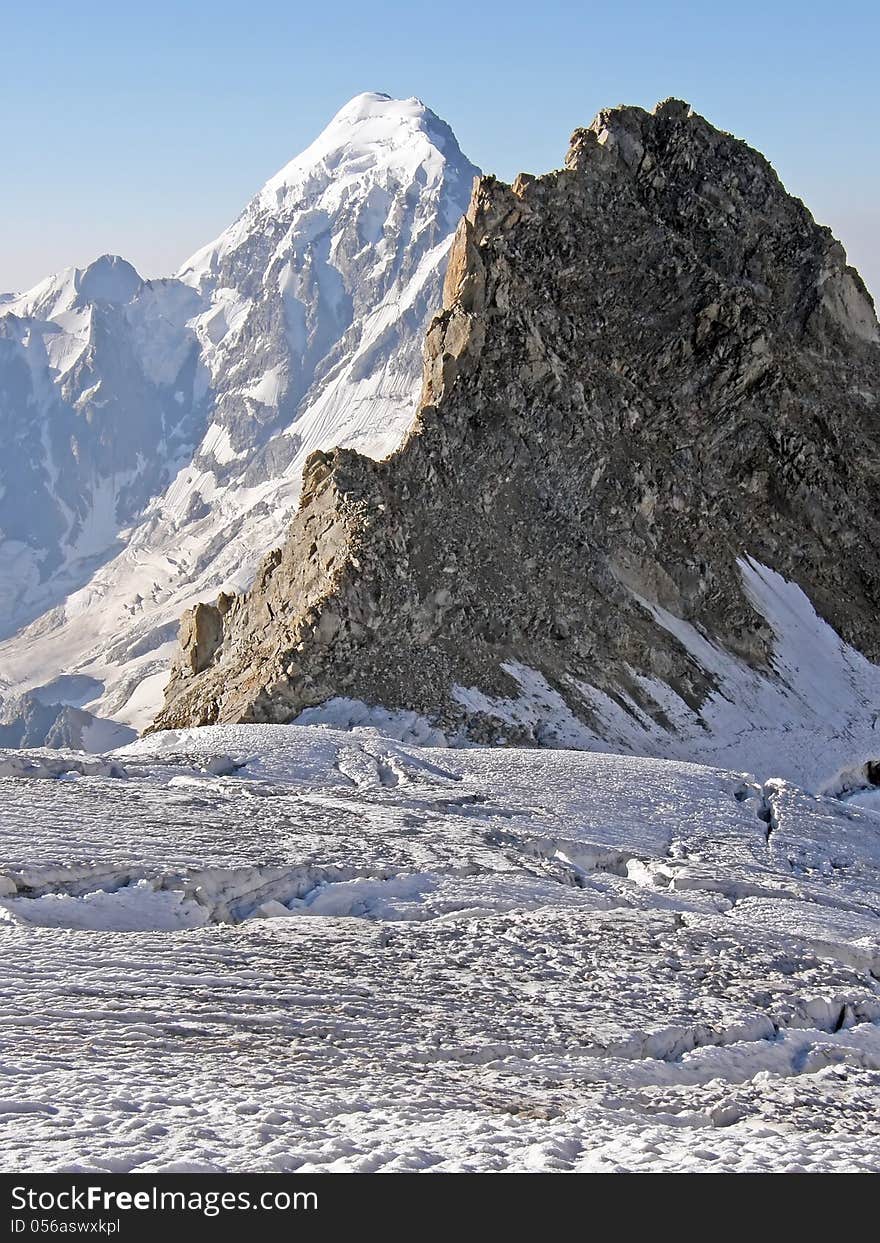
[0,94,478,736]
[180,92,469,286]
[153,98,880,788]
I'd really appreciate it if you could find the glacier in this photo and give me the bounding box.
[0,723,878,1171]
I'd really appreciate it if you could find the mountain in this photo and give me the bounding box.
[0,255,202,634]
[0,93,478,739]
[0,691,135,752]
[153,99,880,791]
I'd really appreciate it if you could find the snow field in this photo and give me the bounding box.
[0,723,878,1171]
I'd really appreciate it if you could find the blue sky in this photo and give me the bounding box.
[3,0,878,295]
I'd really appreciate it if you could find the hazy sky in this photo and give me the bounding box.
[2,0,878,297]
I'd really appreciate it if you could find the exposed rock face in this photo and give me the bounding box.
[152,99,880,753]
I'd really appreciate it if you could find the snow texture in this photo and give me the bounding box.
[1,722,878,1171]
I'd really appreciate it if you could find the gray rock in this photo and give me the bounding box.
[152,99,880,747]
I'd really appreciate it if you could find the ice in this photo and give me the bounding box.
[0,722,878,1171]
[2,880,209,932]
[294,697,449,745]
[0,748,126,780]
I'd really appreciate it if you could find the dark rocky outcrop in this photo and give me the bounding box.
[151,99,880,743]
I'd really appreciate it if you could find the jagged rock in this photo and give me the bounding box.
[152,99,880,750]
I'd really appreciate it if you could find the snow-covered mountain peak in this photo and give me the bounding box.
[73,254,143,307]
[177,93,474,288]
[260,91,458,198]
[0,94,478,739]
[5,254,144,322]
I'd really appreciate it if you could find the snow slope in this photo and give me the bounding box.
[1,723,878,1171]
[445,558,880,792]
[0,94,477,736]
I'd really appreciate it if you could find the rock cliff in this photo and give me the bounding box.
[151,99,880,761]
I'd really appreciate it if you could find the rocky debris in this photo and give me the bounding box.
[152,99,880,745]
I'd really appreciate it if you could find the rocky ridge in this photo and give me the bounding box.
[152,99,880,766]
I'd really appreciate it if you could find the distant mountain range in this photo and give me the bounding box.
[0,93,478,742]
